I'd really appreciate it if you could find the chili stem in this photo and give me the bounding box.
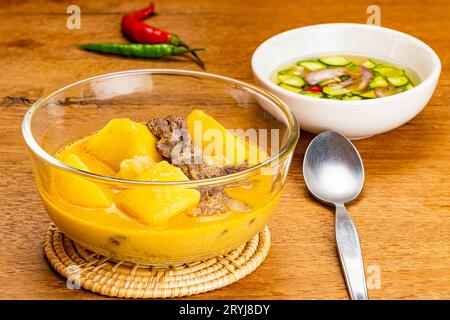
[180,41,205,69]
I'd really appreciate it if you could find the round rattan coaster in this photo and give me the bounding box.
[44,225,270,298]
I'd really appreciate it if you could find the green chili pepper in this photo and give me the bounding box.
[79,43,205,59]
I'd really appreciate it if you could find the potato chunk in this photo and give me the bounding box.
[116,161,200,226]
[135,161,190,182]
[83,119,162,171]
[187,110,268,166]
[54,153,113,208]
[117,188,200,227]
[117,155,155,180]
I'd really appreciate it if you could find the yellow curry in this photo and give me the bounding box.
[39,110,281,264]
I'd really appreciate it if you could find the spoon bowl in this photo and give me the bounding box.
[303,131,364,205]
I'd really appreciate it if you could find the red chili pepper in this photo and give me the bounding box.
[122,2,155,21]
[121,3,169,44]
[121,3,205,69]
[308,85,322,92]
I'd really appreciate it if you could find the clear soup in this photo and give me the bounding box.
[273,55,420,100]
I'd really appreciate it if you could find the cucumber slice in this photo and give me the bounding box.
[302,91,323,98]
[322,86,350,96]
[362,60,376,69]
[292,66,306,75]
[277,74,292,82]
[279,83,302,93]
[348,88,360,95]
[373,66,404,77]
[319,78,338,86]
[369,76,389,88]
[342,95,362,100]
[277,66,293,75]
[358,90,376,99]
[405,83,414,90]
[387,76,409,87]
[298,60,327,71]
[282,75,305,88]
[318,56,351,66]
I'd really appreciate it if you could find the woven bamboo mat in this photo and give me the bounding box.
[44,225,270,298]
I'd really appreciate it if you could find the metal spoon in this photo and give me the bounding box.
[303,131,368,300]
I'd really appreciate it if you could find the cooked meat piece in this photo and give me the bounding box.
[147,115,248,216]
[190,160,248,180]
[147,116,189,160]
[190,187,231,216]
[147,116,247,180]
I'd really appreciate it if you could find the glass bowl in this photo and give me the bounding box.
[22,69,299,266]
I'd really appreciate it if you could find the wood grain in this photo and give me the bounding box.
[0,0,449,299]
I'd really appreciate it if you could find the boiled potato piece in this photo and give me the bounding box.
[117,155,155,180]
[117,188,200,227]
[54,153,113,208]
[116,161,199,226]
[136,161,189,182]
[187,110,268,166]
[57,140,115,177]
[83,119,161,171]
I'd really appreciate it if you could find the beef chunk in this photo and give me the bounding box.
[147,115,248,216]
[190,187,230,216]
[147,116,247,180]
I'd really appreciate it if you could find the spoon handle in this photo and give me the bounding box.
[335,204,368,300]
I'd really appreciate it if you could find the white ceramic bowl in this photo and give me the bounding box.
[252,23,441,139]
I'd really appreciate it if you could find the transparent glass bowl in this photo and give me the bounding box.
[22,69,299,265]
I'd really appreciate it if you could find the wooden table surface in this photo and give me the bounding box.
[0,0,449,300]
